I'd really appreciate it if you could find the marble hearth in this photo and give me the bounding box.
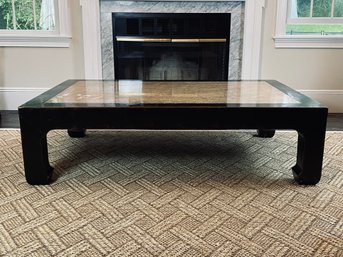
[99,0,245,80]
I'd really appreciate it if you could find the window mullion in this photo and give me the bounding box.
[331,0,335,18]
[32,0,37,30]
[310,0,314,18]
[12,0,17,30]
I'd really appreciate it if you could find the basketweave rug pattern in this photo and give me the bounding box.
[0,130,342,257]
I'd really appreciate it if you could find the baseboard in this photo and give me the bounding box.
[0,87,50,110]
[1,87,343,112]
[299,90,343,113]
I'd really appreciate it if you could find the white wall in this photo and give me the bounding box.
[0,1,85,110]
[260,0,343,112]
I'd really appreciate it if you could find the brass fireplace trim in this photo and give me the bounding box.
[116,37,227,43]
[116,37,171,42]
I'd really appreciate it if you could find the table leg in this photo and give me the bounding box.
[20,125,53,185]
[292,128,326,185]
[256,129,275,138]
[68,128,86,138]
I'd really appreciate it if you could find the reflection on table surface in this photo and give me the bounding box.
[47,80,299,105]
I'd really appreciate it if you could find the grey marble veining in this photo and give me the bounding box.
[101,1,242,13]
[100,13,115,80]
[100,1,244,80]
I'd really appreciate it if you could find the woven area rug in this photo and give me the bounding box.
[0,129,342,256]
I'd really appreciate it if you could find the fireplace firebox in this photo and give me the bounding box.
[113,13,231,81]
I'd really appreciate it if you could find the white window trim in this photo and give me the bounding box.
[0,0,71,48]
[274,0,343,48]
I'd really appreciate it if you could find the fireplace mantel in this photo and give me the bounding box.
[79,0,265,80]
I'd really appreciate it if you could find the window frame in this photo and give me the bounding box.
[274,0,343,48]
[0,0,71,48]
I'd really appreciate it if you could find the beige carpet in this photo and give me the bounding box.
[0,129,342,256]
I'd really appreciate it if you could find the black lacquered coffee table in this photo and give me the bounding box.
[19,80,327,185]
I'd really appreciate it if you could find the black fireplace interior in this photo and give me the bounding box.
[113,13,231,81]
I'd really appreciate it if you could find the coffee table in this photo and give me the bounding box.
[19,80,327,185]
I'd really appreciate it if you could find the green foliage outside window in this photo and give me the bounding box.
[295,0,343,17]
[0,0,12,29]
[296,0,311,17]
[334,0,343,17]
[0,0,43,30]
[313,0,332,17]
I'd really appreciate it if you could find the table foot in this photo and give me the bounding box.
[256,129,275,138]
[292,164,320,185]
[26,166,53,185]
[68,128,86,138]
[292,129,326,185]
[19,120,54,185]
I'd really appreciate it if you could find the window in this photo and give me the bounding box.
[0,0,71,47]
[0,0,56,31]
[274,0,343,48]
[287,0,343,35]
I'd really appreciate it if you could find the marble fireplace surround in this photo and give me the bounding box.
[79,0,265,80]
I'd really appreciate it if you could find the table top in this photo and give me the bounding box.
[20,80,324,109]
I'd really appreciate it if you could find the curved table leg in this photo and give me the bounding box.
[20,126,53,185]
[256,129,275,138]
[68,128,86,138]
[292,129,326,185]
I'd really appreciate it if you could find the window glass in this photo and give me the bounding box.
[313,0,332,17]
[38,0,55,30]
[291,0,311,18]
[0,0,55,31]
[0,0,14,29]
[15,0,35,30]
[334,0,343,17]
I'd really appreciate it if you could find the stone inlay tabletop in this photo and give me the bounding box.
[47,80,299,105]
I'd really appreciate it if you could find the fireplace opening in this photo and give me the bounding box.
[113,13,231,81]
